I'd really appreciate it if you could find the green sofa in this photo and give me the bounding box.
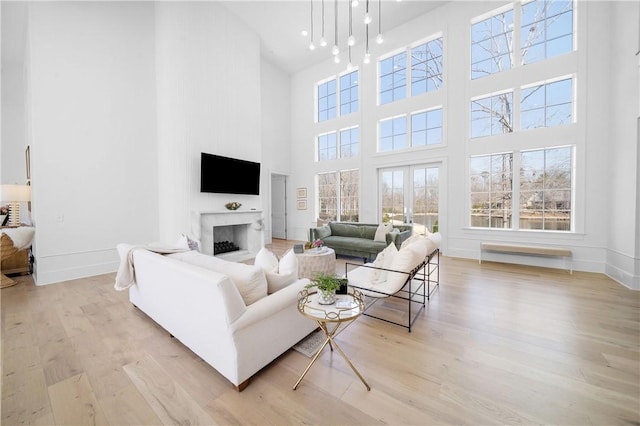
[309,222,413,261]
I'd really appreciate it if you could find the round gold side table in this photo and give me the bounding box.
[293,288,370,391]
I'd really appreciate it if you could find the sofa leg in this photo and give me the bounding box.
[235,379,250,392]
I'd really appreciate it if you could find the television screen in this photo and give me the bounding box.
[201,153,260,195]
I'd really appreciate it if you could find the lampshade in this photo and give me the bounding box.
[1,184,31,202]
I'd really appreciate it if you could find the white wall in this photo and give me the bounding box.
[261,57,292,243]
[155,2,263,247]
[606,1,640,289]
[289,1,640,288]
[27,2,159,285]
[1,2,28,185]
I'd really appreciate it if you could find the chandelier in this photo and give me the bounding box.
[304,0,386,70]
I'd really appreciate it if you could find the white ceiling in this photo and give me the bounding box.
[0,1,447,74]
[223,0,447,74]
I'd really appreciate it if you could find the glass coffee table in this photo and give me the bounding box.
[293,288,371,391]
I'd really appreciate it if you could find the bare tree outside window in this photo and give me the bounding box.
[470,1,573,138]
[318,172,337,221]
[411,37,443,95]
[381,170,405,225]
[470,153,513,228]
[520,147,572,230]
[317,170,360,222]
[340,170,359,222]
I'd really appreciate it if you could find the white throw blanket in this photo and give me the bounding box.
[114,245,188,291]
[1,227,35,250]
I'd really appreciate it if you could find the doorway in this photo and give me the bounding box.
[379,164,440,234]
[271,174,287,240]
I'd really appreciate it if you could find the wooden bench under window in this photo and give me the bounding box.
[480,242,572,274]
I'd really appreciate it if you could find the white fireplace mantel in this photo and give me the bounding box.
[192,210,264,261]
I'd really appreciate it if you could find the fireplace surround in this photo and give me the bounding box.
[193,210,264,262]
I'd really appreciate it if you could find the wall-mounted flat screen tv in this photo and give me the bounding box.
[200,152,260,195]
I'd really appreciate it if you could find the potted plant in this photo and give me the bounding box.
[306,273,342,305]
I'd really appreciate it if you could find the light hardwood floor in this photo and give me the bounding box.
[2,240,639,425]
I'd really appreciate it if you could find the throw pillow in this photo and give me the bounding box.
[254,247,279,273]
[254,248,299,293]
[374,223,393,242]
[183,234,200,251]
[174,234,190,250]
[372,242,398,283]
[315,225,332,239]
[382,243,424,294]
[169,250,267,305]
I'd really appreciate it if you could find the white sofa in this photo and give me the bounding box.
[117,244,317,391]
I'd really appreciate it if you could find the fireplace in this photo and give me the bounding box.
[193,210,264,262]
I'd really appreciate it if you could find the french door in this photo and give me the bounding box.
[379,164,440,234]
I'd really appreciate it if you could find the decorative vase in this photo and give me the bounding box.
[317,288,336,305]
[225,202,241,211]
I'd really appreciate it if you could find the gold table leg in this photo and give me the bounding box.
[293,320,370,391]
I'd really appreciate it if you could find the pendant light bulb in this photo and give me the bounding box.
[363,53,371,64]
[309,42,316,51]
[348,35,355,46]
[364,13,372,24]
[332,45,340,55]
[320,37,327,47]
[376,33,384,44]
[334,55,341,64]
[347,62,354,71]
[351,0,359,7]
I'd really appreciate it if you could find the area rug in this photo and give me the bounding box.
[292,329,327,358]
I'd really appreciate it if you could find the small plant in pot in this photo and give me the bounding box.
[306,273,342,305]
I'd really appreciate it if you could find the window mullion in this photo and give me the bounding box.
[512,151,522,230]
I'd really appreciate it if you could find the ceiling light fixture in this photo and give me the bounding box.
[320,0,327,47]
[376,0,384,44]
[332,0,340,56]
[347,1,355,46]
[309,0,315,50]
[307,0,390,68]
[364,0,372,24]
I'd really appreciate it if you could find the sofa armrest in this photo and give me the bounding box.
[387,229,412,248]
[229,278,310,333]
[309,227,320,242]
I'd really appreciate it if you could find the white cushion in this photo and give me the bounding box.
[254,248,299,294]
[372,242,397,283]
[174,234,190,250]
[383,244,424,293]
[254,247,279,273]
[168,251,267,305]
[374,223,394,242]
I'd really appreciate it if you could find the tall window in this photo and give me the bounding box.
[411,38,443,95]
[471,7,514,79]
[340,71,359,115]
[317,79,336,122]
[340,170,360,222]
[340,127,359,158]
[471,91,514,138]
[520,146,572,231]
[413,167,440,234]
[379,116,407,152]
[521,77,573,129]
[317,132,337,161]
[379,52,407,104]
[317,170,360,222]
[411,108,443,146]
[381,170,405,225]
[521,0,574,65]
[470,153,513,228]
[318,172,337,221]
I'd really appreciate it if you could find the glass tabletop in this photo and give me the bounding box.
[297,288,365,322]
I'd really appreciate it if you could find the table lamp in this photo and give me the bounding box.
[1,184,31,227]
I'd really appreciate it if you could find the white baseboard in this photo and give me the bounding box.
[34,248,119,286]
